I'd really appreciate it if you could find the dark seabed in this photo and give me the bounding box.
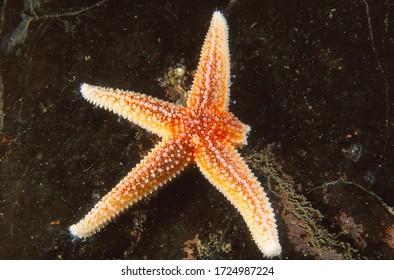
[0,0,393,259]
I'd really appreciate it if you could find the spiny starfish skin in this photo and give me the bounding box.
[70,11,281,257]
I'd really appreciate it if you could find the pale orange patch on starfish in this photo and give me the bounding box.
[70,11,281,257]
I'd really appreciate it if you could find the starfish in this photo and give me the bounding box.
[70,11,281,257]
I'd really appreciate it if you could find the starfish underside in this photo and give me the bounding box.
[70,11,281,257]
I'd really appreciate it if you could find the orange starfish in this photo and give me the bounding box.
[70,11,281,257]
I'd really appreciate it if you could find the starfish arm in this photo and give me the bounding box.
[81,83,184,138]
[187,11,230,111]
[70,137,192,238]
[195,142,281,257]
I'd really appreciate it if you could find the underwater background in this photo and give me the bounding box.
[0,0,393,259]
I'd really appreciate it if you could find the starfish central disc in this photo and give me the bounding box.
[176,108,249,148]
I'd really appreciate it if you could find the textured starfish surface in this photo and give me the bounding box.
[70,11,281,257]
